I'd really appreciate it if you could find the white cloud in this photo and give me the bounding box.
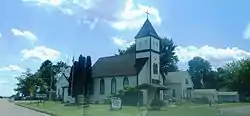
[0,32,2,38]
[0,80,8,85]
[22,0,104,29]
[11,28,38,42]
[176,45,250,69]
[111,37,134,49]
[111,0,161,30]
[79,18,99,30]
[111,38,250,68]
[21,46,61,61]
[22,0,160,30]
[0,65,24,72]
[243,23,250,39]
[0,79,16,96]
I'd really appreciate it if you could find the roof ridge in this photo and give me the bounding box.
[135,18,159,39]
[99,53,135,59]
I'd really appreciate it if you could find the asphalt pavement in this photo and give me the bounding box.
[0,99,49,116]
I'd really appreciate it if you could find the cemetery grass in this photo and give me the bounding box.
[16,101,250,116]
[16,101,142,116]
[148,102,250,116]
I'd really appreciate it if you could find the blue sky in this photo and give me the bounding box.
[1,0,250,96]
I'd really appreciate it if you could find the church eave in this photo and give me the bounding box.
[92,74,136,78]
[134,34,161,40]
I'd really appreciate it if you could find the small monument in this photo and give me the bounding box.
[110,97,122,110]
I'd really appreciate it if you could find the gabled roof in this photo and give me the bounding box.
[166,71,191,84]
[192,89,218,94]
[92,54,148,78]
[218,92,238,96]
[135,19,159,39]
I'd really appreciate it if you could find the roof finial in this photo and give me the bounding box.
[145,10,150,19]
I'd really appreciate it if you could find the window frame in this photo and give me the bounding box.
[111,77,117,94]
[100,78,105,94]
[123,76,129,87]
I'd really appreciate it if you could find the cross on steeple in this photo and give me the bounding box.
[145,10,150,19]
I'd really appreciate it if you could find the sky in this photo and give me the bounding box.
[1,0,250,96]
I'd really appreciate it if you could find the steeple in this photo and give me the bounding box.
[135,18,159,39]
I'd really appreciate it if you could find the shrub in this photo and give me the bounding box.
[150,98,165,110]
[95,101,99,104]
[191,96,209,104]
[245,97,250,102]
[104,98,111,104]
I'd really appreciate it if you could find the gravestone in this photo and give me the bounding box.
[110,97,122,110]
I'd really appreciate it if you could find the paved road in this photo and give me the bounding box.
[0,99,49,116]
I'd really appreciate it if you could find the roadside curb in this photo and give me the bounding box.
[15,103,57,116]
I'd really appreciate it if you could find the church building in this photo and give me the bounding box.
[56,17,194,105]
[91,17,167,105]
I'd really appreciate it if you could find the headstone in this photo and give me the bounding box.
[36,94,47,98]
[36,86,41,93]
[110,97,122,110]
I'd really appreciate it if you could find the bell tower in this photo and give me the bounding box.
[135,12,161,85]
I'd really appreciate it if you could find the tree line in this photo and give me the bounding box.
[15,55,93,102]
[121,37,250,101]
[65,55,93,102]
[15,60,69,97]
[15,37,250,102]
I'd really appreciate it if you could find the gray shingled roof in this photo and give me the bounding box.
[135,19,159,39]
[92,54,148,78]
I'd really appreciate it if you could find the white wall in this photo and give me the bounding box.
[181,75,193,98]
[56,75,69,98]
[168,83,182,101]
[138,60,150,85]
[136,52,150,59]
[91,75,137,103]
[136,36,150,51]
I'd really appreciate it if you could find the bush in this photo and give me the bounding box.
[104,98,111,104]
[94,101,99,104]
[150,98,165,110]
[191,97,209,104]
[245,97,250,102]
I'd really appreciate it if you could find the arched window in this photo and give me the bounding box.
[172,89,176,97]
[123,76,129,87]
[185,78,189,84]
[111,77,117,94]
[163,77,166,85]
[100,78,105,94]
[153,63,158,74]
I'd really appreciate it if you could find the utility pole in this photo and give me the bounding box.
[71,56,75,97]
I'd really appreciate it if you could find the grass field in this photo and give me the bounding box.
[16,101,250,116]
[17,101,142,116]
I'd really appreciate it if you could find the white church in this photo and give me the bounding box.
[56,17,194,105]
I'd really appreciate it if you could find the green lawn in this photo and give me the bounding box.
[17,101,142,116]
[16,101,250,116]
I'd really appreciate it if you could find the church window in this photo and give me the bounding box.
[123,76,129,87]
[152,79,160,84]
[100,79,105,94]
[153,63,158,74]
[163,77,166,85]
[111,77,117,94]
[172,89,176,97]
[186,78,189,84]
[156,41,158,47]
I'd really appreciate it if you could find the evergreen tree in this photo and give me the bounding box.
[86,56,93,96]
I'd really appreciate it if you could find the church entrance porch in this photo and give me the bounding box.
[137,83,168,109]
